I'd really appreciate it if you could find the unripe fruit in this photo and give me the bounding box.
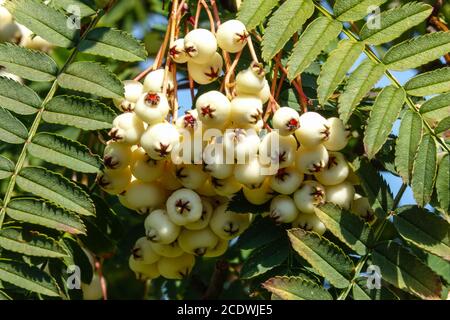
[269,167,303,195]
[81,273,103,300]
[211,176,242,196]
[235,62,266,95]
[323,117,350,151]
[243,179,274,205]
[351,194,375,222]
[132,237,160,264]
[230,95,263,128]
[185,198,214,230]
[270,195,299,224]
[259,131,297,169]
[234,156,266,188]
[295,112,330,148]
[134,92,170,125]
[103,141,132,170]
[140,122,180,160]
[144,209,181,244]
[203,144,235,179]
[129,147,164,182]
[176,110,199,131]
[113,80,144,111]
[178,228,219,256]
[195,178,218,197]
[123,180,165,214]
[143,69,174,94]
[210,204,251,240]
[314,152,349,186]
[293,180,326,214]
[166,188,203,226]
[272,107,300,136]
[97,167,132,195]
[215,19,248,53]
[17,24,52,51]
[158,162,183,191]
[295,144,329,174]
[128,256,160,280]
[175,164,208,189]
[292,213,326,236]
[150,240,184,258]
[196,90,231,128]
[109,112,145,145]
[258,79,271,104]
[188,52,223,84]
[204,239,228,258]
[157,253,196,279]
[184,28,217,64]
[325,181,355,210]
[223,128,260,162]
[170,38,189,63]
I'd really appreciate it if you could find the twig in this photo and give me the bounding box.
[200,0,216,33]
[246,36,259,63]
[202,260,228,300]
[224,50,243,98]
[95,259,108,300]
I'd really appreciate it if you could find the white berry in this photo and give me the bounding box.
[97,167,132,195]
[325,181,355,210]
[123,180,165,214]
[314,152,349,186]
[272,107,300,136]
[293,180,326,215]
[184,28,217,64]
[269,166,303,195]
[292,213,326,236]
[230,96,263,129]
[270,195,299,224]
[185,198,214,230]
[140,122,180,160]
[166,188,203,226]
[132,237,160,264]
[187,52,223,85]
[143,68,174,94]
[243,179,274,205]
[323,117,350,151]
[144,209,181,244]
[150,240,184,258]
[295,144,329,174]
[109,112,145,145]
[134,92,170,125]
[113,80,144,112]
[128,256,160,280]
[157,253,195,279]
[215,19,248,53]
[295,112,330,148]
[178,228,219,256]
[235,62,266,95]
[103,141,132,170]
[210,203,251,240]
[259,131,297,169]
[196,90,231,128]
[170,38,190,63]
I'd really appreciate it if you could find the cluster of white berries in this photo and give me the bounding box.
[98,19,374,281]
[0,1,53,51]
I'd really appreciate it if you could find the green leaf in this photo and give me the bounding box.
[383,32,450,71]
[355,159,394,218]
[237,0,280,30]
[29,133,101,173]
[0,44,57,82]
[334,0,388,21]
[57,62,124,99]
[435,117,450,135]
[227,190,271,214]
[42,95,116,130]
[5,0,79,48]
[393,206,450,261]
[61,237,93,284]
[404,67,450,97]
[360,2,433,45]
[317,40,365,105]
[261,0,314,61]
[0,155,14,180]
[364,86,405,159]
[16,166,95,216]
[262,276,333,300]
[0,260,60,297]
[52,0,96,17]
[352,278,399,300]
[0,228,67,258]
[436,154,449,214]
[422,252,450,283]
[288,229,354,288]
[0,77,41,115]
[79,27,147,62]
[395,110,423,184]
[236,217,285,250]
[419,93,450,126]
[372,241,442,299]
[7,198,86,235]
[0,108,28,144]
[338,59,385,124]
[240,237,289,279]
[314,203,373,255]
[287,17,342,81]
[0,290,12,300]
[411,134,437,207]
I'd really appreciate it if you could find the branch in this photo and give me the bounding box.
[202,260,229,300]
